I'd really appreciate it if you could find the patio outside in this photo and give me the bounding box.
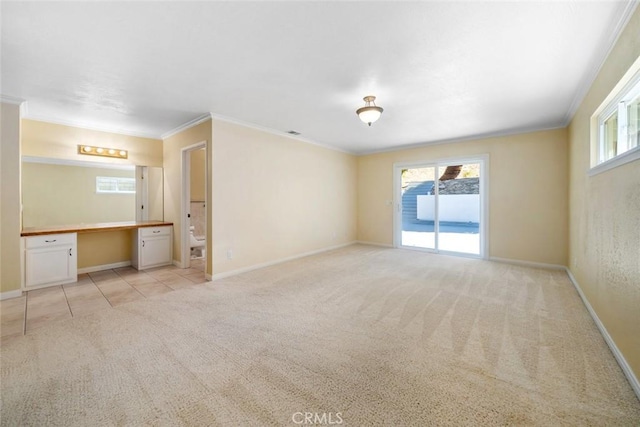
[401,166,480,255]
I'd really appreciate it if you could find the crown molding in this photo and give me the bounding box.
[0,94,26,105]
[22,114,162,140]
[210,113,354,155]
[160,113,213,139]
[356,123,566,156]
[562,0,639,126]
[0,95,28,115]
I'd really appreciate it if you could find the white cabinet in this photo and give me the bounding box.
[132,226,172,270]
[24,233,77,289]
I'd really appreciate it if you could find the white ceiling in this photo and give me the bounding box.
[1,1,637,154]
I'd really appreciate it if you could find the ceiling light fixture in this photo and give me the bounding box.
[356,95,383,126]
[78,145,128,159]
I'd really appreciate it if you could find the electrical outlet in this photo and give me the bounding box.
[227,249,233,260]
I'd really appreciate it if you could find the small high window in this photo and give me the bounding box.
[96,176,135,194]
[592,65,640,174]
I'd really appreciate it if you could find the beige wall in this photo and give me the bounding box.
[212,119,357,275]
[568,8,640,380]
[78,231,132,269]
[1,102,23,294]
[22,162,135,227]
[163,120,212,274]
[190,148,206,201]
[357,128,569,266]
[22,119,163,167]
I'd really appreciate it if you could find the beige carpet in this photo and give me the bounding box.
[1,244,639,426]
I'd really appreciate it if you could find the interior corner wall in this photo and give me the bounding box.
[356,128,569,266]
[162,120,213,275]
[1,102,23,294]
[568,7,640,381]
[211,119,357,276]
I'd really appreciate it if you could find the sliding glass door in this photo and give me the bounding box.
[395,158,486,257]
[436,163,481,255]
[399,166,437,250]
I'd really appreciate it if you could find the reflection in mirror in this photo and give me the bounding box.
[135,166,164,222]
[22,157,163,228]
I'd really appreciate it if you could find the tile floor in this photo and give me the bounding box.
[1,259,207,341]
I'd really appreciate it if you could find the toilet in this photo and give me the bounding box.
[190,226,205,258]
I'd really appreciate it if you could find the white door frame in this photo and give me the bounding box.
[393,155,489,259]
[181,141,207,269]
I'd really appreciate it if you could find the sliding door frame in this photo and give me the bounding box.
[392,155,489,259]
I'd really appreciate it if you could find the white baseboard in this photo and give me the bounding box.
[355,240,394,248]
[565,268,640,400]
[0,289,23,300]
[489,256,566,270]
[78,261,131,274]
[212,242,355,281]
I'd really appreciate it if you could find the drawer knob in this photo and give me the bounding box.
[45,239,57,243]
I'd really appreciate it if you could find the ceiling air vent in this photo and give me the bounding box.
[287,130,301,136]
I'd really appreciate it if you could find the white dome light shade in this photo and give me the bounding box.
[356,96,383,126]
[357,107,383,125]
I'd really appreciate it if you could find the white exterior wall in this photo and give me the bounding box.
[416,194,480,222]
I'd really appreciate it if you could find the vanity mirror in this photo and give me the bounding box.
[22,157,163,228]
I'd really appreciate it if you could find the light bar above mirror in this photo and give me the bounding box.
[78,145,128,159]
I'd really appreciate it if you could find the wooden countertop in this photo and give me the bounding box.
[21,221,174,237]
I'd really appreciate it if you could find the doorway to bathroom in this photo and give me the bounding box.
[181,142,207,269]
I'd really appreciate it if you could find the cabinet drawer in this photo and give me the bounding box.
[140,226,171,237]
[25,233,76,249]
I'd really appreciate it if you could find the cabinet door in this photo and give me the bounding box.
[26,246,75,287]
[140,236,171,268]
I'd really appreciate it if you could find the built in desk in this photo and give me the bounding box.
[21,221,173,290]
